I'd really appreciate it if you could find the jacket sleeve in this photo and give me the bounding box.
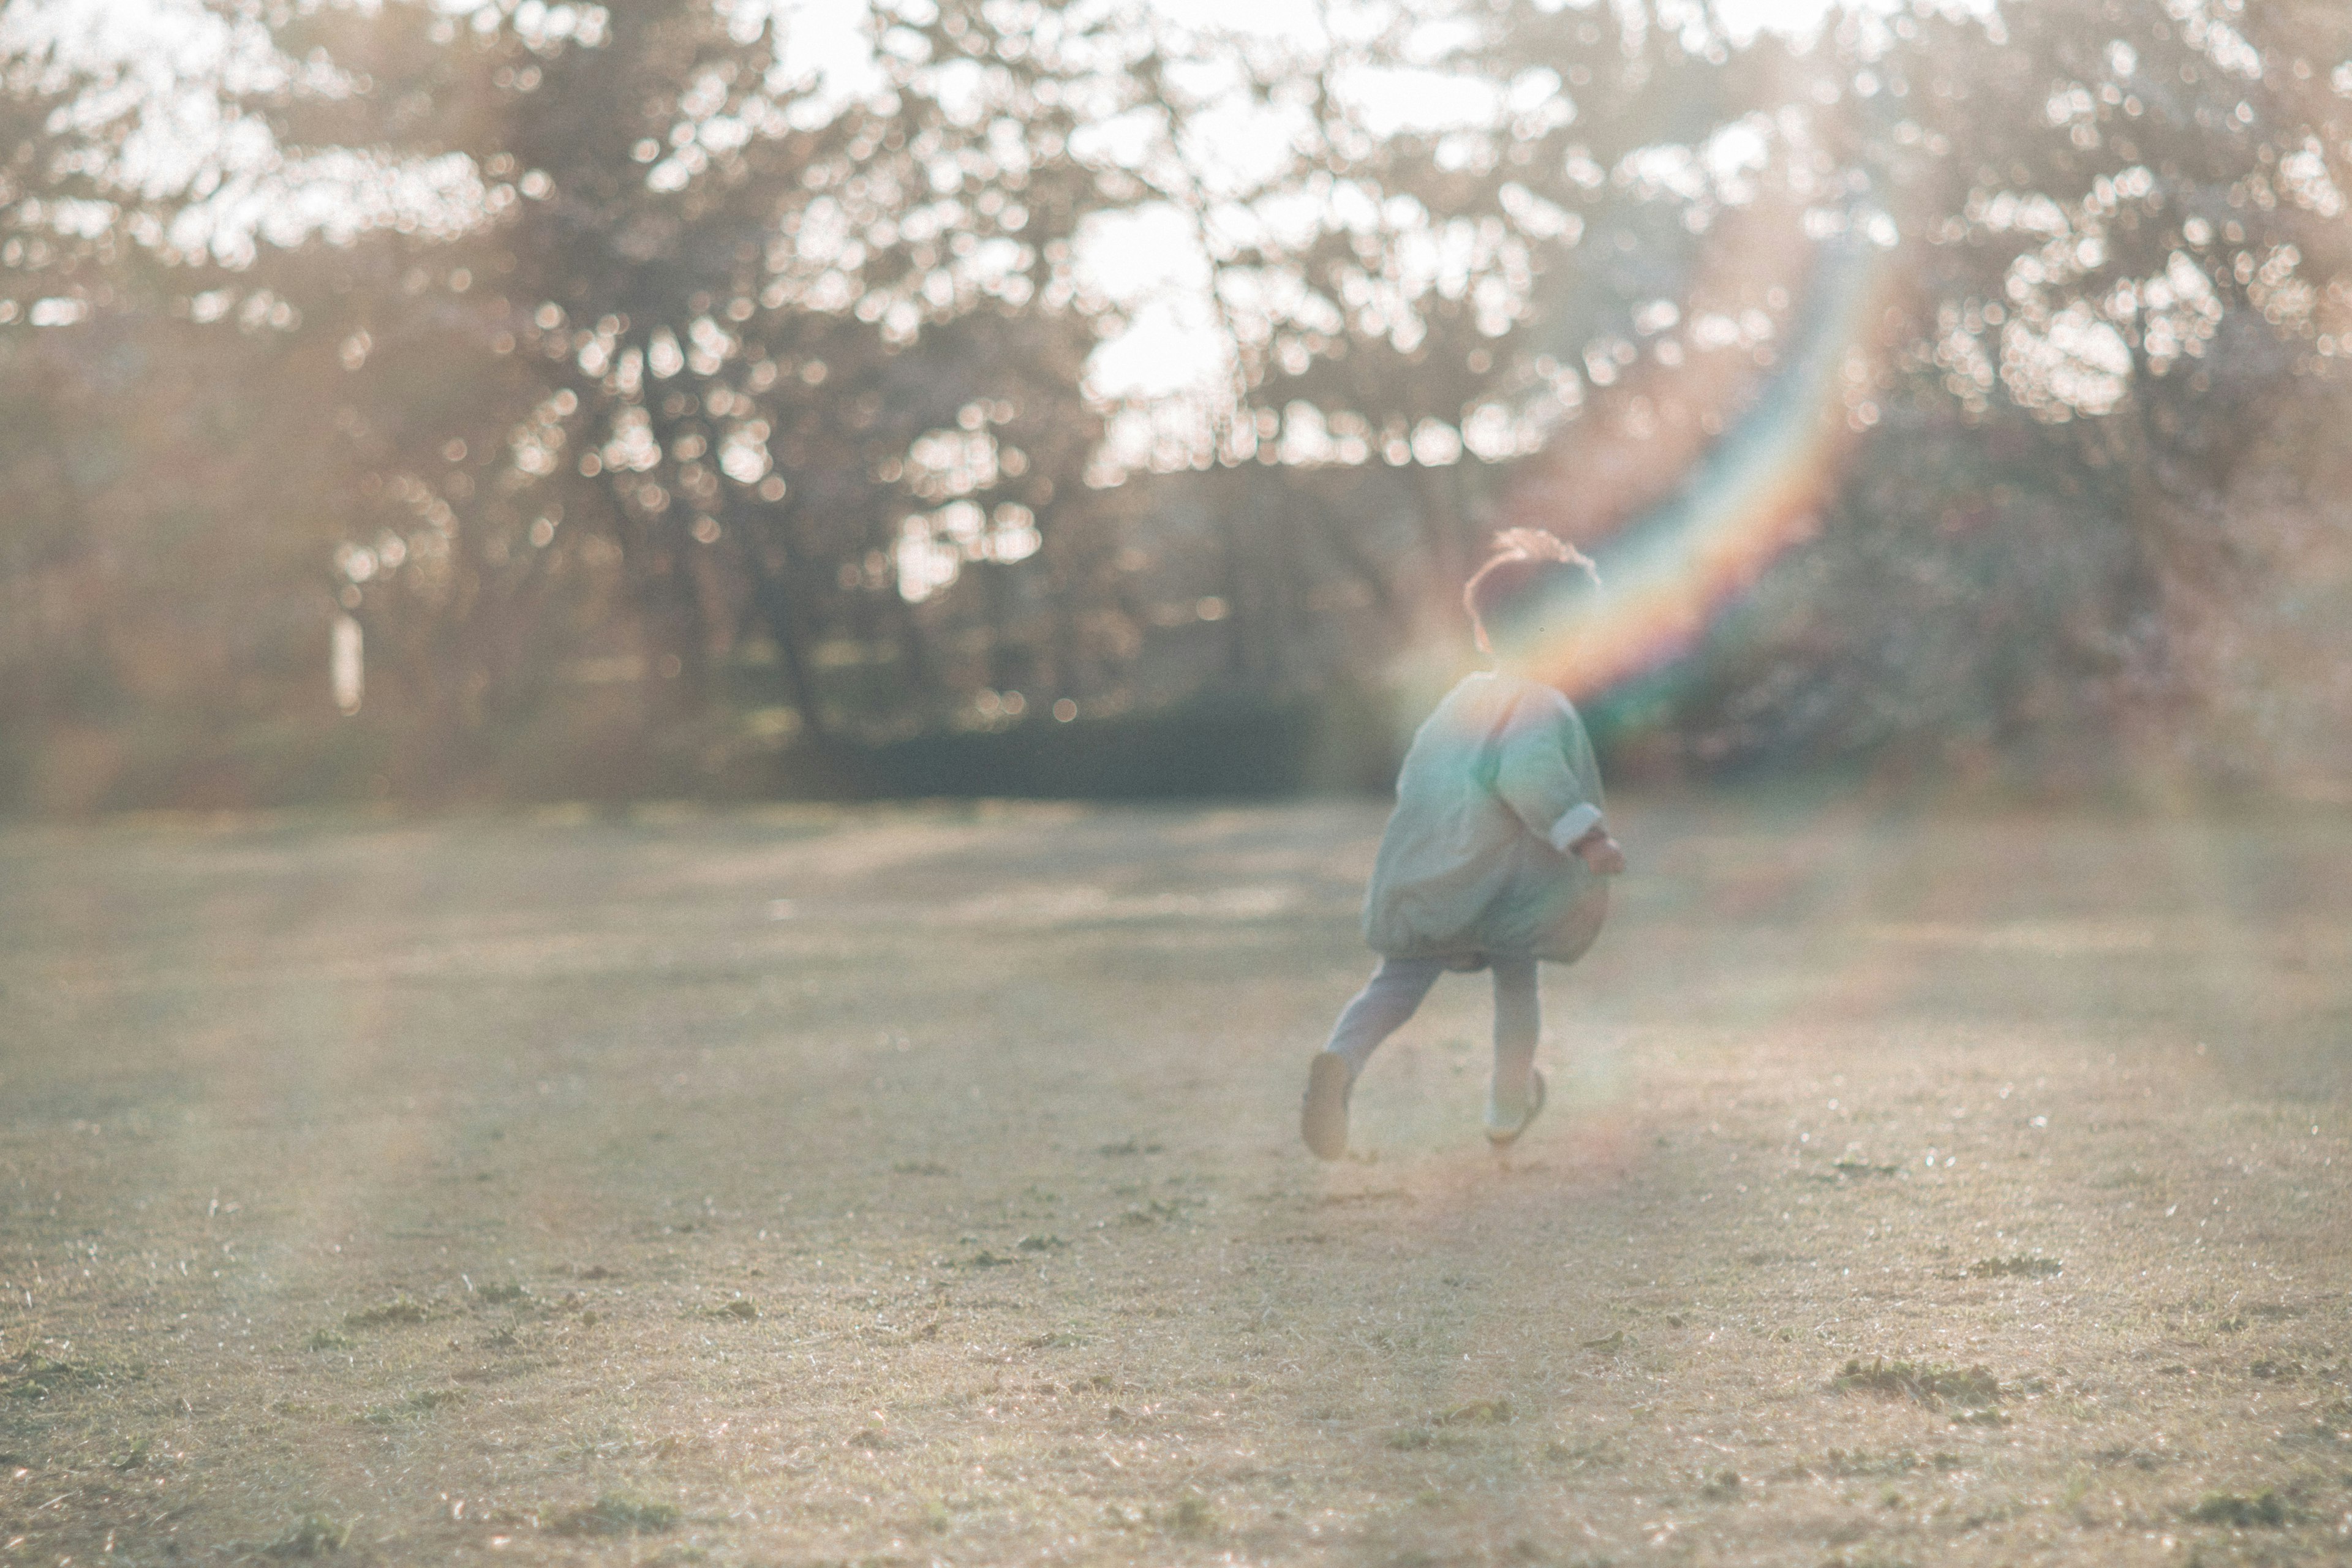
[1493,695,1605,853]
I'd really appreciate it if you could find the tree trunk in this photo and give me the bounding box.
[739,533,829,742]
[1297,484,1400,624]
[889,586,938,719]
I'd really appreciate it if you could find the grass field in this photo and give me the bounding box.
[4,795,2350,1567]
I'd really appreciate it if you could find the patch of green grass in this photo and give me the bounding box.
[1097,1137,1163,1156]
[2188,1489,2288,1527]
[1163,1492,1218,1536]
[360,1388,465,1424]
[263,1514,348,1558]
[553,1493,682,1536]
[2092,1445,2165,1471]
[1831,1358,1999,1408]
[1,1353,136,1403]
[342,1299,429,1329]
[1438,1399,1512,1426]
[1544,1438,1622,1468]
[1967,1255,2062,1279]
[1817,1449,1960,1478]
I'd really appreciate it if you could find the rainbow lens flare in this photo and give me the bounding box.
[1522,236,1892,705]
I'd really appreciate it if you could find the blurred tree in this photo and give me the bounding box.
[0,17,115,801]
[1112,0,1765,645]
[1605,0,2352,784]
[0,5,354,807]
[214,0,1134,788]
[4,0,2347,806]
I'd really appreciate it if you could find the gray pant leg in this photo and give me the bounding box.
[1490,958,1540,1116]
[1322,957,1446,1080]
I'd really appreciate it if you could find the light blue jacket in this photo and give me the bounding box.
[1362,671,1609,967]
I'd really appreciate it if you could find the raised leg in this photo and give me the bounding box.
[1321,956,1447,1082]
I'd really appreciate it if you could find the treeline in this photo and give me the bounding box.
[1,0,2348,810]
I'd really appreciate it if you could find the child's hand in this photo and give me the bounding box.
[1572,830,1626,876]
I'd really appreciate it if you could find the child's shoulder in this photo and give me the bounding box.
[1485,673,1579,728]
[1422,672,1580,741]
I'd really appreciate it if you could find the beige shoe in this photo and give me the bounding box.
[1301,1053,1351,1161]
[1485,1067,1547,1149]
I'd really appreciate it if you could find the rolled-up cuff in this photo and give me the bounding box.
[1546,804,1605,853]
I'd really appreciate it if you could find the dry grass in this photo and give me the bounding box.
[2,794,2349,1566]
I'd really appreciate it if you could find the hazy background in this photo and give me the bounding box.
[2,0,2348,812]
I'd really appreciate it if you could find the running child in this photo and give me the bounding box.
[1301,528,1625,1159]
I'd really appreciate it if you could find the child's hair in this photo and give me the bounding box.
[1463,529,1602,654]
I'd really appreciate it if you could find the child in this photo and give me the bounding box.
[1301,529,1624,1160]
